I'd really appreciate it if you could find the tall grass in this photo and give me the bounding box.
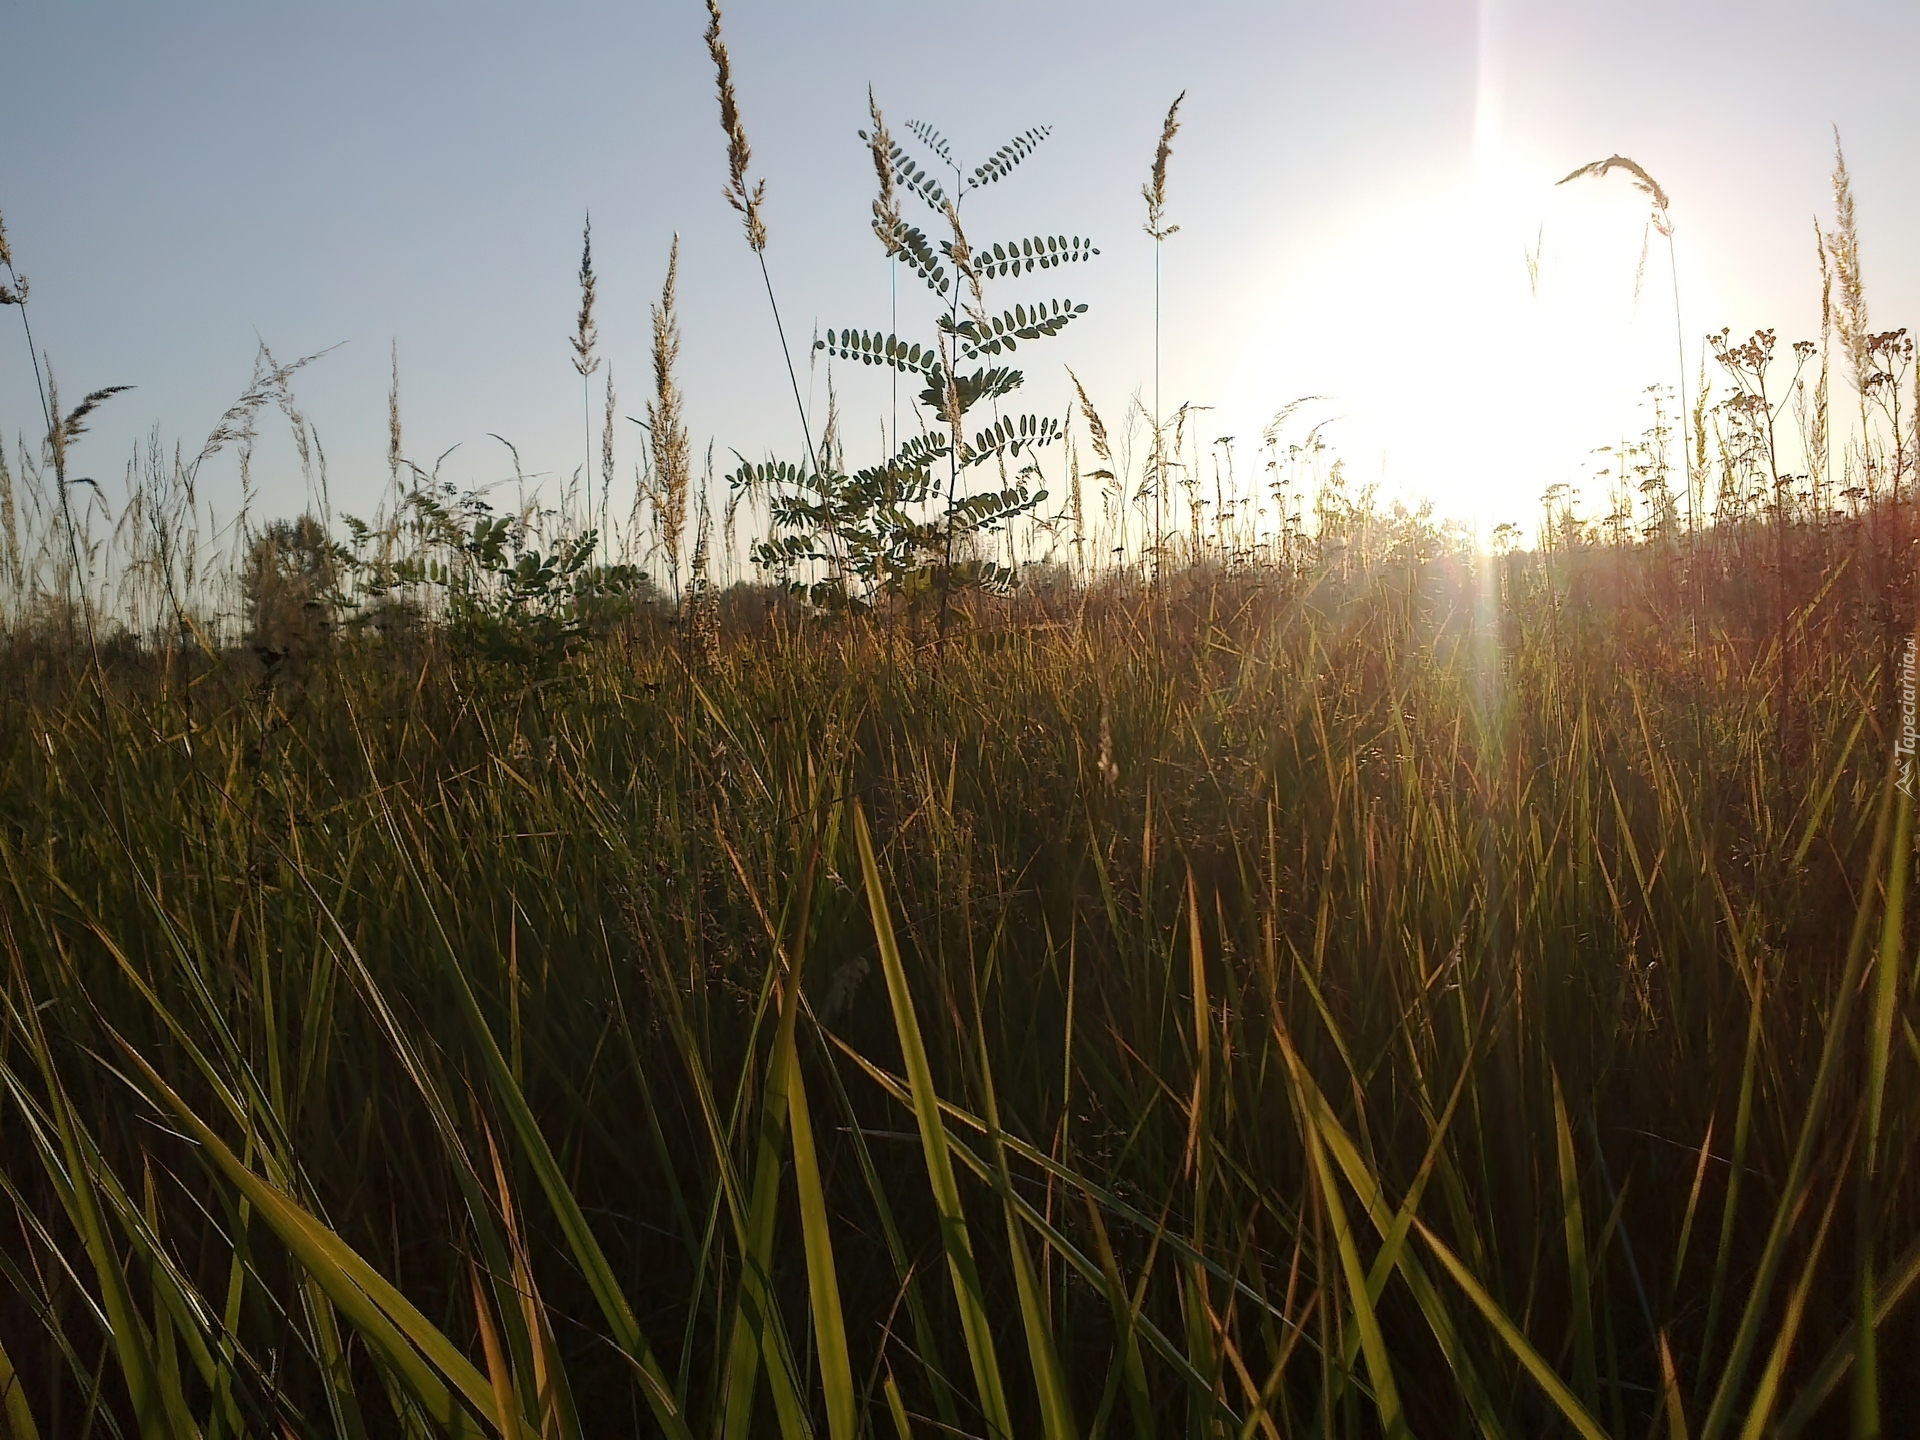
[1,501,1917,1435]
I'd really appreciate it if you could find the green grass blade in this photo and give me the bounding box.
[1772,1225,1920,1437]
[0,1330,42,1440]
[1412,1219,1611,1440]
[1552,1069,1598,1407]
[114,1036,495,1435]
[378,825,694,1440]
[854,801,1013,1440]
[788,1048,858,1440]
[1697,769,1896,1440]
[1734,1139,1849,1440]
[1300,1109,1407,1440]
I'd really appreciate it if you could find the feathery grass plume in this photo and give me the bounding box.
[0,441,17,594]
[704,0,766,253]
[0,226,21,305]
[941,198,983,317]
[819,377,841,479]
[600,363,617,553]
[687,481,718,666]
[0,205,52,443]
[702,0,823,568]
[867,89,903,258]
[1066,428,1084,574]
[45,373,134,486]
[572,214,602,523]
[571,215,600,380]
[1814,220,1833,505]
[387,341,403,494]
[1557,153,1671,224]
[1825,131,1869,403]
[647,236,691,595]
[0,205,28,310]
[1068,368,1118,560]
[40,365,131,654]
[1143,92,1184,585]
[1142,91,1184,243]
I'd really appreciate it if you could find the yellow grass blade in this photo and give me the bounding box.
[0,1332,41,1440]
[1657,1331,1690,1440]
[884,1371,914,1440]
[470,1262,529,1440]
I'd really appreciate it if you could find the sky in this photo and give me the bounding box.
[2,0,1917,559]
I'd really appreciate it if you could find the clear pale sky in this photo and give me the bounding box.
[2,0,1916,546]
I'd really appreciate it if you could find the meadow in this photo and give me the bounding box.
[2,19,1919,1438]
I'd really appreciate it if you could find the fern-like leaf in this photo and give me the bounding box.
[918,366,1025,416]
[904,119,955,167]
[966,412,1063,465]
[814,330,938,375]
[942,299,1088,358]
[969,127,1051,188]
[725,457,811,493]
[889,225,951,297]
[969,235,1098,279]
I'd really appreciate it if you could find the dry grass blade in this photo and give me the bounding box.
[1658,1332,1689,1440]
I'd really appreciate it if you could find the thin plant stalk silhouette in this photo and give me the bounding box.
[1557,155,1693,537]
[1143,92,1183,586]
[702,0,830,571]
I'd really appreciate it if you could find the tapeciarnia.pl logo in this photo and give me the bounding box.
[1899,637,1917,798]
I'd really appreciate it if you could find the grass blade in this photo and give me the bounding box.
[854,801,1013,1440]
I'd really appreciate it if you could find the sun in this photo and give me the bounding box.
[1215,12,1697,536]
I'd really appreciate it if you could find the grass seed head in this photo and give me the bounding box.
[868,89,903,258]
[648,236,692,590]
[387,342,402,490]
[572,214,601,379]
[705,0,767,252]
[1143,91,1185,241]
[1825,130,1869,396]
